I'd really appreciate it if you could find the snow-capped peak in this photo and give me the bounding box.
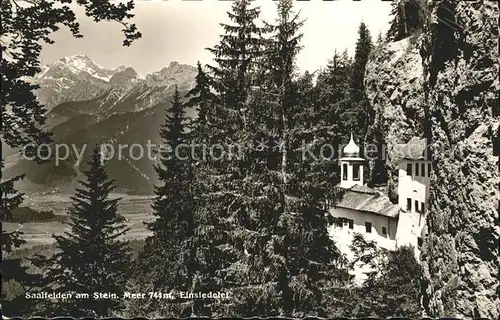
[37,54,123,82]
[60,54,94,65]
[33,55,140,109]
[31,55,194,110]
[58,55,112,81]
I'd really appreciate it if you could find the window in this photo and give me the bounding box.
[365,222,372,233]
[342,164,348,180]
[419,202,425,226]
[348,219,354,230]
[417,237,423,248]
[428,163,431,177]
[407,198,412,212]
[415,200,419,212]
[406,163,412,176]
[336,219,343,227]
[382,226,387,236]
[415,162,420,176]
[353,164,360,181]
[421,163,425,177]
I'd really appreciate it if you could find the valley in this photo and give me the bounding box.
[2,194,154,247]
[3,56,198,194]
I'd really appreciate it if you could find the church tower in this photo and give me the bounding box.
[340,133,365,188]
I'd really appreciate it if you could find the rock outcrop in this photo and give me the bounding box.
[365,0,498,317]
[419,0,499,317]
[364,34,426,201]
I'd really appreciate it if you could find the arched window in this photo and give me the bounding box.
[342,164,348,180]
[353,164,360,181]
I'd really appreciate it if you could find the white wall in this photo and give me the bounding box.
[340,160,364,188]
[328,206,397,252]
[396,159,431,250]
[395,211,424,249]
[398,159,431,211]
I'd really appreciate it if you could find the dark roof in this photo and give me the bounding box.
[333,184,400,218]
[398,137,429,160]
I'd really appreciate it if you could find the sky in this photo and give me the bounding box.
[40,0,392,76]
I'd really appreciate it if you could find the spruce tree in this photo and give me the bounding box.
[210,0,309,314]
[317,50,352,104]
[350,22,373,140]
[387,0,427,41]
[377,31,384,44]
[315,49,352,149]
[223,0,348,316]
[31,146,131,317]
[351,22,373,102]
[184,62,227,317]
[185,61,218,139]
[206,0,265,126]
[387,0,405,41]
[129,86,195,317]
[194,1,267,315]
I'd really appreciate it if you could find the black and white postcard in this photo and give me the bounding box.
[1,0,498,318]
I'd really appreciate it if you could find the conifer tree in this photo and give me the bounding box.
[206,0,265,128]
[1,166,26,253]
[185,61,218,139]
[387,0,405,41]
[377,31,384,44]
[222,0,348,316]
[31,146,131,317]
[202,0,266,213]
[183,62,227,316]
[315,49,352,148]
[278,19,348,318]
[387,0,427,41]
[193,1,267,315]
[129,87,195,317]
[211,0,309,314]
[350,22,373,140]
[351,22,373,102]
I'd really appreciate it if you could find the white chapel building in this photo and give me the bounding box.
[327,134,430,280]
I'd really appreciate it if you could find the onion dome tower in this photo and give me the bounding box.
[340,133,365,188]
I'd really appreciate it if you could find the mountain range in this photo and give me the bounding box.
[4,55,198,194]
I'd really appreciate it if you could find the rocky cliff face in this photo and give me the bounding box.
[365,0,499,318]
[419,0,499,317]
[365,35,426,201]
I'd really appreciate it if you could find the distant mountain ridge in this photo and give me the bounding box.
[33,55,196,111]
[5,55,198,194]
[33,55,140,109]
